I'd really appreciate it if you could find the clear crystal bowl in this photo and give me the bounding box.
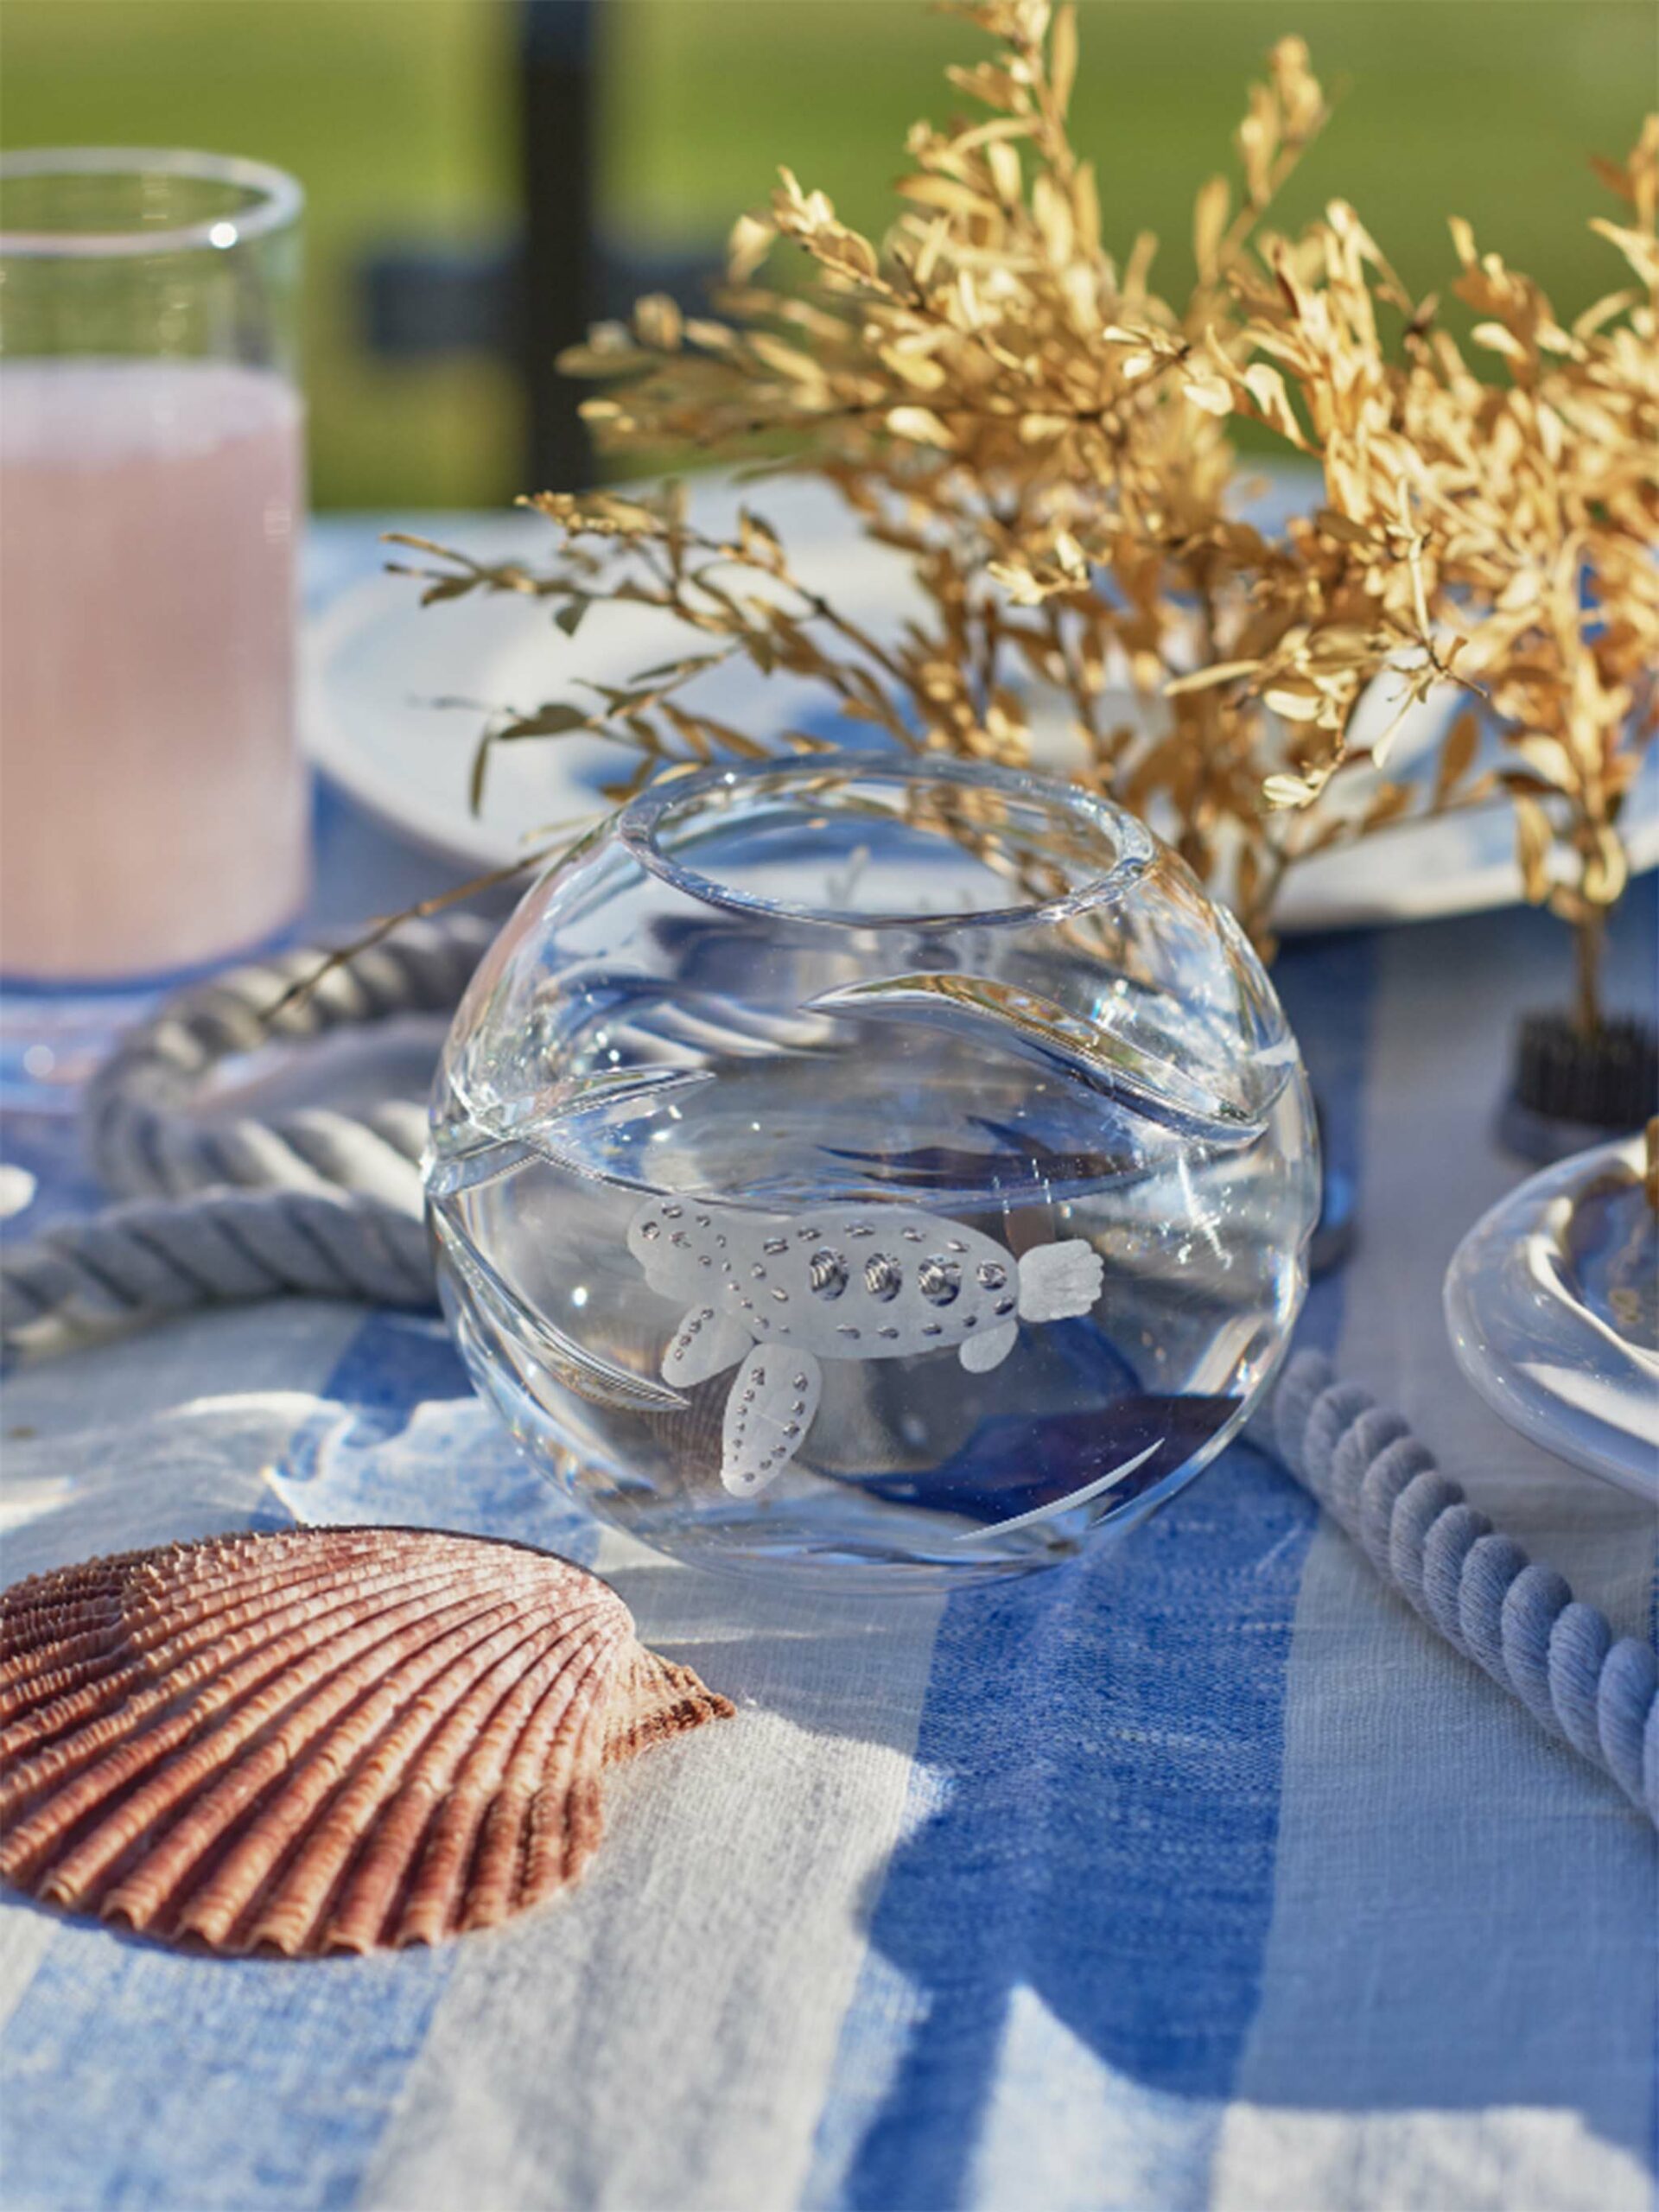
[426,756,1319,1590]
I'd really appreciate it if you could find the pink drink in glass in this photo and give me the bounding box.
[0,357,308,981]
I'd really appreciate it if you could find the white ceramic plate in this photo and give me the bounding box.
[303,476,1659,930]
[1444,1135,1659,1501]
[302,477,914,879]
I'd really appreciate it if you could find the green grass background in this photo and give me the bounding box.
[4,0,1652,508]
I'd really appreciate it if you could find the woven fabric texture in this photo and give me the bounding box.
[0,518,1652,2212]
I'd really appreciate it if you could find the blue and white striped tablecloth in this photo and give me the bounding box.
[0,519,1654,2212]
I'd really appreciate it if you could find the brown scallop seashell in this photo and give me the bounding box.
[0,1525,731,1956]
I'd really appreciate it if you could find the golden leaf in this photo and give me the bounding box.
[1241,363,1308,448]
[1584,825,1629,909]
[632,294,683,352]
[886,406,957,450]
[1433,710,1481,803]
[1262,684,1325,723]
[747,334,827,385]
[1194,175,1230,278]
[1589,216,1659,287]
[1511,733,1577,790]
[1265,772,1320,809]
[1182,378,1233,416]
[1164,660,1262,695]
[988,140,1023,207]
[898,175,994,217]
[1364,781,1415,828]
[1513,793,1554,904]
[728,213,775,283]
[1051,4,1078,116]
[1471,321,1529,365]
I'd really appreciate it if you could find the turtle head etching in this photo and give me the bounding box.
[627,1196,1103,1497]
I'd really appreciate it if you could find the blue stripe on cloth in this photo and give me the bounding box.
[1272,929,1378,1359]
[804,932,1379,2212]
[260,1313,607,1555]
[0,1307,567,2212]
[0,1921,451,2212]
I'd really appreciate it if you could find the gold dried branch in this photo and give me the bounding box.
[1190,119,1659,1029]
[407,2,1656,1018]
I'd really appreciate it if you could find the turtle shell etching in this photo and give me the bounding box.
[628,1198,1104,1495]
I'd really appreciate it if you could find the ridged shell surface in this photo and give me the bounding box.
[0,1526,731,1955]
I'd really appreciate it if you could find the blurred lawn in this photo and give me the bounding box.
[4,0,1652,508]
[2,0,519,507]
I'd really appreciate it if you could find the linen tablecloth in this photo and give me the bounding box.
[1,519,1654,2212]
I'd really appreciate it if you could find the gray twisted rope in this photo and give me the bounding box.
[2,1187,434,1351]
[83,913,494,1208]
[2,915,493,1356]
[1264,1349,1658,1825]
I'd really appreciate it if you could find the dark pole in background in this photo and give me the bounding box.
[362,2,713,494]
[518,0,598,493]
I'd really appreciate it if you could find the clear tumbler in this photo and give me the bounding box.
[0,149,308,1101]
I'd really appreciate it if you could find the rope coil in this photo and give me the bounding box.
[83,913,494,1208]
[1266,1350,1657,1823]
[3,916,492,1356]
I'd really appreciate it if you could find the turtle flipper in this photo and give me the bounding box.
[1017,1237,1103,1322]
[721,1346,823,1496]
[662,1306,752,1388]
[960,1319,1019,1374]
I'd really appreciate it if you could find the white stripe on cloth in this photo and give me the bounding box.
[1215,2106,1647,2212]
[966,1987,1219,2212]
[361,1558,946,2212]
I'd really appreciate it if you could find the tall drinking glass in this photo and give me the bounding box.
[0,149,308,1103]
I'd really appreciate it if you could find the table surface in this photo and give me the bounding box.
[1,518,1655,2212]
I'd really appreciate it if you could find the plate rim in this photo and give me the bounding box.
[302,572,534,874]
[302,538,1659,933]
[1442,1135,1659,1501]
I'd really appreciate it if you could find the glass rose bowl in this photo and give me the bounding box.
[426,757,1319,1590]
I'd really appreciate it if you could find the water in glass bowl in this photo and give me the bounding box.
[427,759,1319,1592]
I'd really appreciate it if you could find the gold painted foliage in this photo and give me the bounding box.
[401,2,1656,1014]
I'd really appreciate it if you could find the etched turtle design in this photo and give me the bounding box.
[627,1198,1104,1497]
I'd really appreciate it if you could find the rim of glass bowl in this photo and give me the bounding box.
[616,754,1156,931]
[0,149,303,257]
